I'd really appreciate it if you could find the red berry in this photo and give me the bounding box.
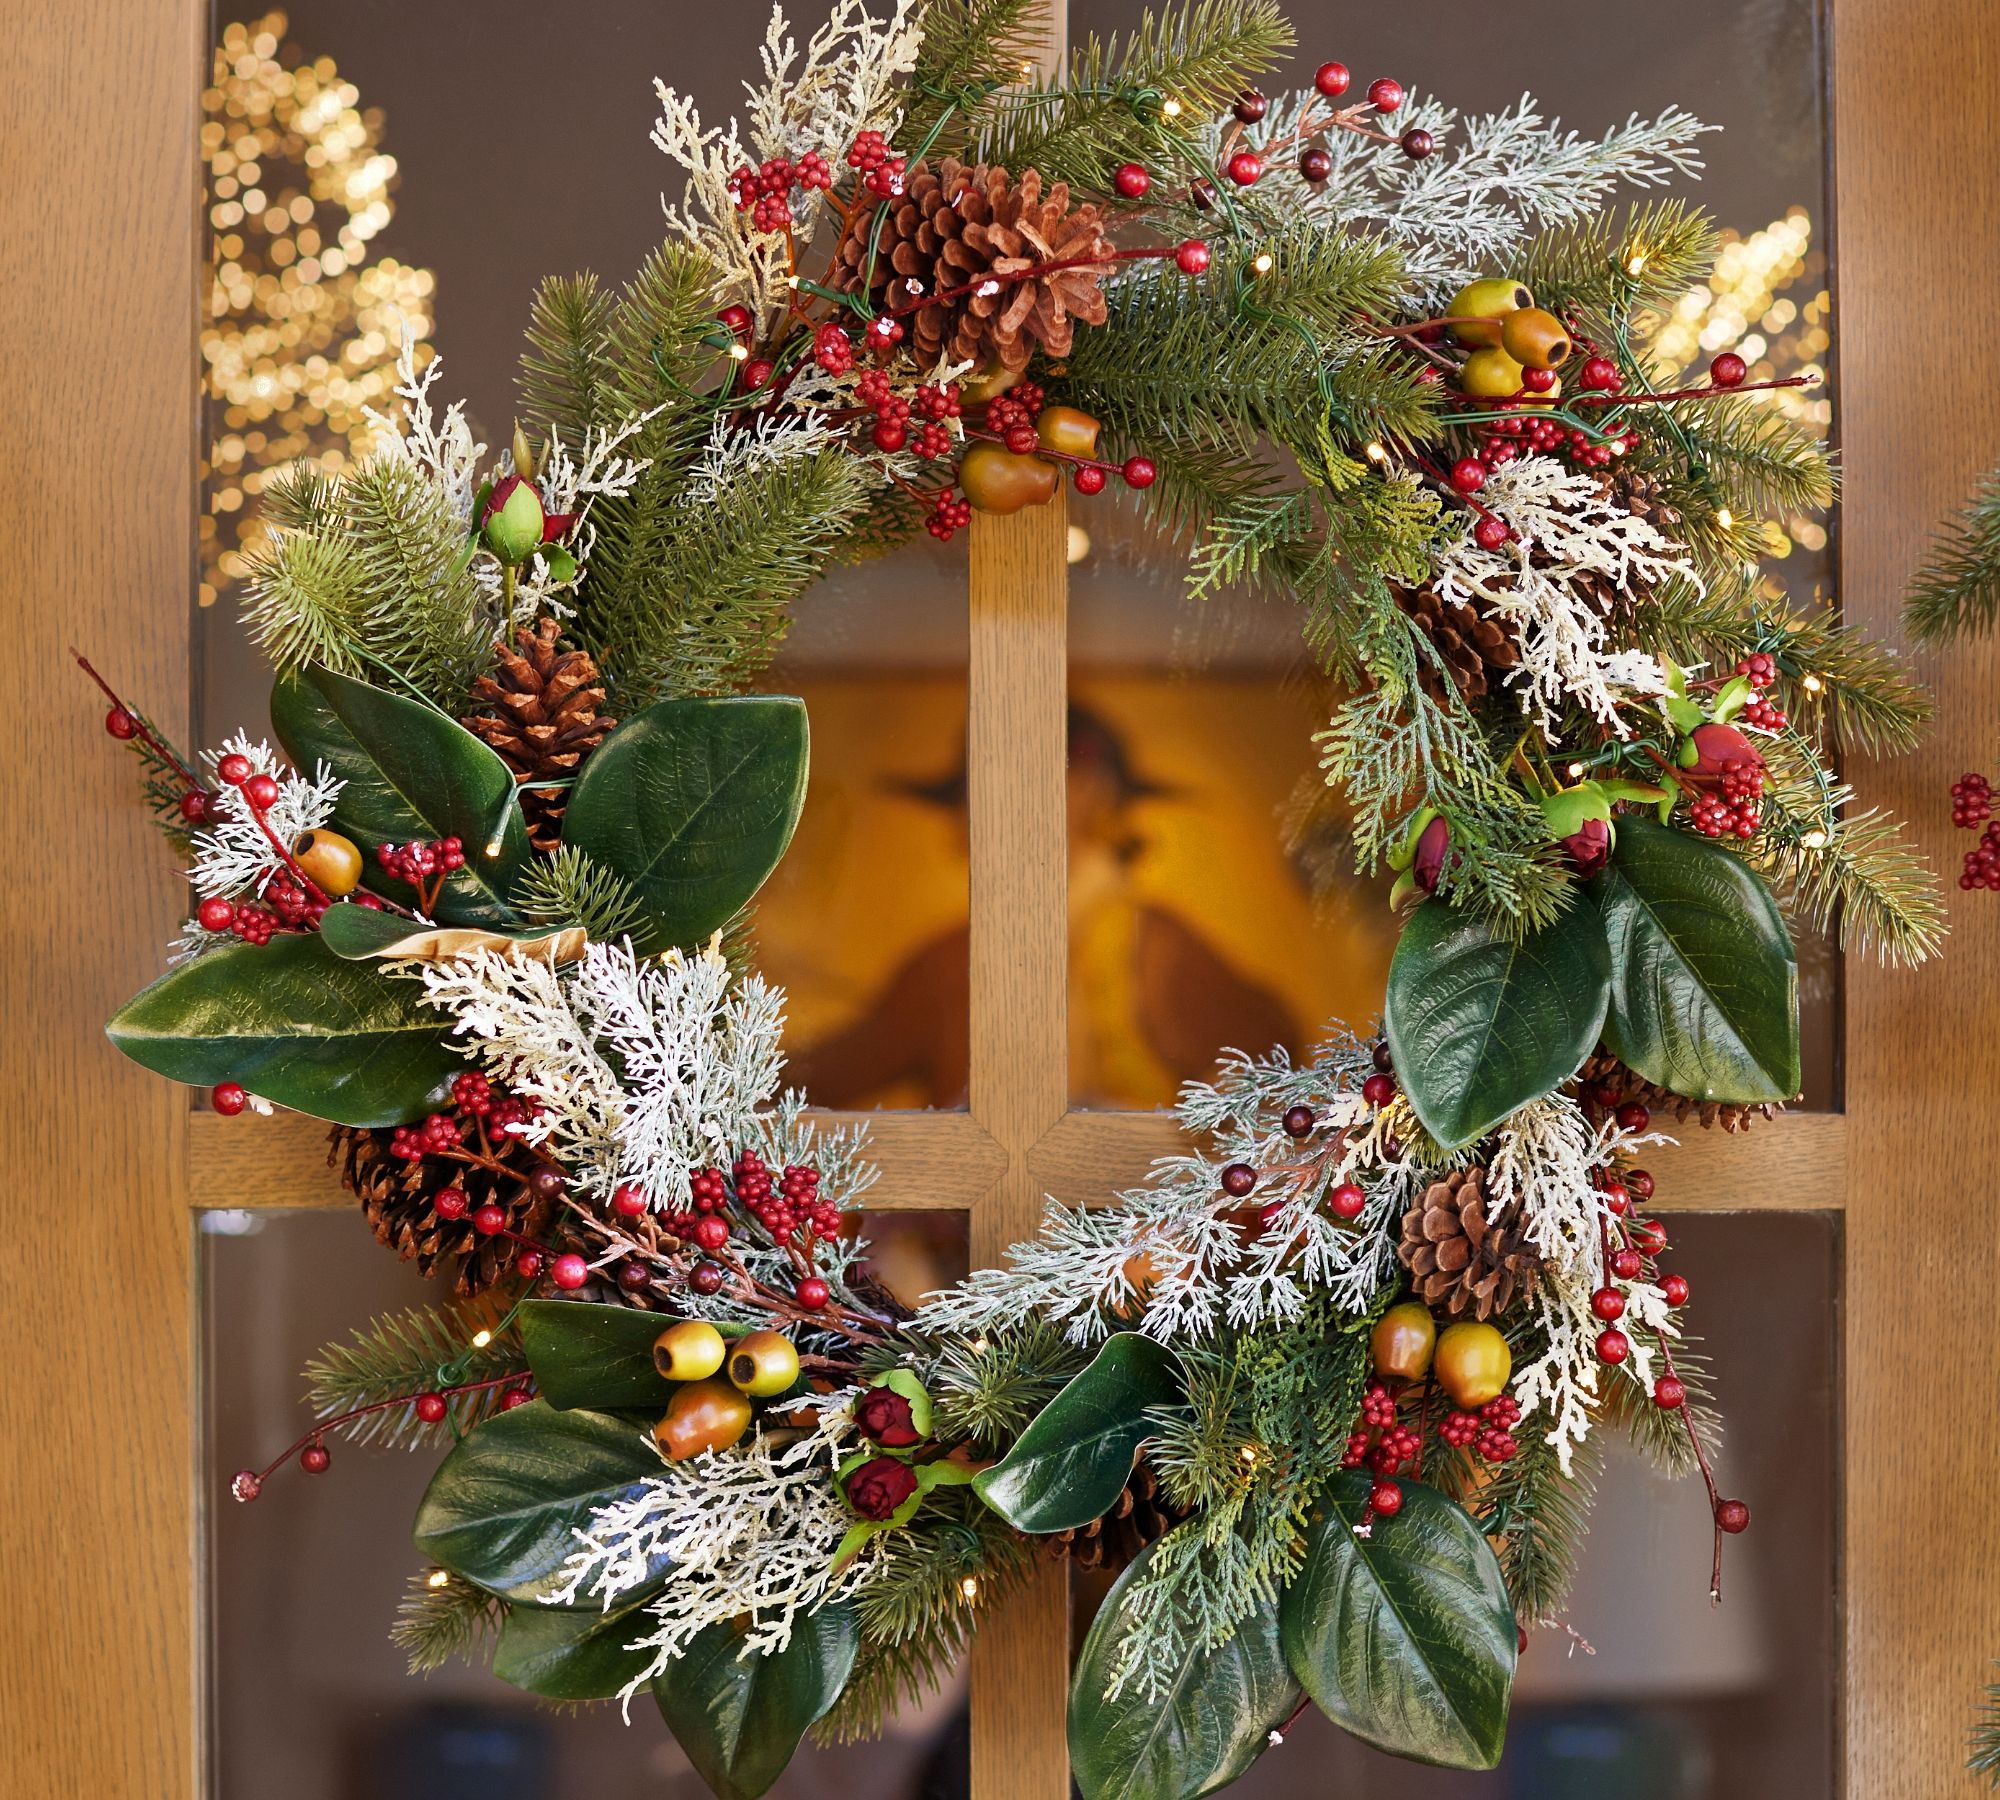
[1121,456,1157,489]
[217,753,253,786]
[243,773,281,810]
[1369,1479,1403,1516]
[1399,128,1433,160]
[1003,422,1039,454]
[1450,457,1485,494]
[1113,162,1150,198]
[1226,150,1262,186]
[797,1275,831,1310]
[1652,1377,1686,1411]
[1595,1328,1630,1364]
[1283,1104,1316,1138]
[1660,1273,1689,1307]
[300,1443,331,1474]
[1614,1101,1651,1132]
[1579,356,1620,392]
[1519,366,1558,393]
[414,1392,448,1424]
[197,897,235,932]
[1610,1248,1644,1280]
[211,1082,248,1116]
[612,1184,647,1220]
[1590,1286,1626,1322]
[500,1386,533,1410]
[550,1253,589,1291]
[694,1216,729,1252]
[872,420,908,453]
[1625,1169,1655,1200]
[1315,61,1351,97]
[434,1187,468,1221]
[1220,1162,1258,1198]
[180,789,212,822]
[1174,239,1210,275]
[1367,76,1404,112]
[1715,1498,1751,1533]
[1074,464,1108,495]
[717,304,752,337]
[515,1248,544,1280]
[1362,1073,1396,1108]
[741,357,774,391]
[1600,1181,1630,1216]
[1632,1219,1669,1256]
[1299,145,1333,182]
[691,1260,726,1296]
[472,1203,508,1237]
[230,1470,263,1503]
[1709,352,1748,388]
[1474,515,1510,551]
[105,707,139,739]
[618,1260,653,1294]
[1329,1181,1366,1221]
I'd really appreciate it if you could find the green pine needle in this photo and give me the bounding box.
[1971,1669,2000,1785]
[241,528,373,679]
[1475,1427,1604,1627]
[1906,464,2000,645]
[303,1304,524,1450]
[1514,198,1720,320]
[391,1567,505,1675]
[905,0,1053,153]
[512,844,650,944]
[926,1321,1084,1453]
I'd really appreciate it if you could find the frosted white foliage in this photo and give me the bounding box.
[1488,1096,1680,1470]
[545,1396,876,1699]
[1430,458,1694,734]
[364,328,484,523]
[1224,93,1712,297]
[187,735,342,901]
[683,408,842,509]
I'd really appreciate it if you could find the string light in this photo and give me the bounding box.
[1802,672,1824,693]
[1161,97,1182,117]
[1240,1445,1259,1465]
[971,1337,988,1355]
[426,1569,450,1589]
[1800,829,1829,849]
[728,342,751,361]
[1250,251,1274,276]
[959,1576,980,1602]
[1716,507,1735,530]
[1567,762,1585,779]
[471,1329,493,1349]
[483,836,505,859]
[1363,441,1389,465]
[1625,249,1649,277]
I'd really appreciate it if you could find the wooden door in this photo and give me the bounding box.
[4,1,1998,1794]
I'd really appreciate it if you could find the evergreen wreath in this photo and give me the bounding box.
[87,3,1946,1793]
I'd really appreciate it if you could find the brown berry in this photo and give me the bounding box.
[1715,1498,1751,1533]
[1499,307,1572,370]
[1370,1302,1436,1382]
[1434,1321,1510,1408]
[957,440,1060,515]
[1034,404,1102,460]
[653,1378,752,1461]
[653,1320,727,1382]
[293,829,364,896]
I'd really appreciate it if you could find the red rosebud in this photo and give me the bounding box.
[1412,814,1449,893]
[1562,816,1611,877]
[845,1455,919,1520]
[855,1387,922,1447]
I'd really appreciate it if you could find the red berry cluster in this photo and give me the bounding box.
[391,1076,539,1162]
[846,129,905,198]
[813,321,854,375]
[1951,770,1992,828]
[1342,1384,1422,1475]
[1734,652,1788,731]
[1438,1394,1522,1462]
[1960,821,2000,890]
[727,153,831,232]
[985,382,1047,453]
[1951,772,2000,890]
[198,896,284,944]
[909,382,960,460]
[1688,753,1765,839]
[662,1151,836,1254]
[927,489,972,541]
[377,837,465,884]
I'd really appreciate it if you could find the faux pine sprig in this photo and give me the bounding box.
[1906,462,2000,645]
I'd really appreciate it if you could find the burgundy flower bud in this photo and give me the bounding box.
[1412,814,1450,893]
[845,1455,919,1520]
[855,1386,922,1447]
[1683,721,1762,782]
[1562,816,1612,877]
[481,474,546,564]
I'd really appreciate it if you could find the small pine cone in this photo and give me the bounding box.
[332,1125,558,1298]
[1398,1167,1538,1321]
[1603,469,1681,531]
[462,619,615,853]
[834,159,1112,372]
[1047,1458,1187,1573]
[1394,582,1520,703]
[1576,1050,1785,1133]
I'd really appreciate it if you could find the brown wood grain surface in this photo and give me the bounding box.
[0,1,204,1794]
[1833,3,2000,1791]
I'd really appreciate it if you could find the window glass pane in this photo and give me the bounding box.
[204,1207,970,1799]
[1068,1211,1838,1797]
[1066,0,1835,1109]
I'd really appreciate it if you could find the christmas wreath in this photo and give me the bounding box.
[90,3,1944,1794]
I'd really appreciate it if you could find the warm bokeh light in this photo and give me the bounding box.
[200,13,436,607]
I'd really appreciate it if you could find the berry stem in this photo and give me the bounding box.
[71,649,204,789]
[240,1369,528,1488]
[886,244,1179,320]
[1655,1330,1728,1601]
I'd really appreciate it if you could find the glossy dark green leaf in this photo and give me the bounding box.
[317,901,582,965]
[1593,816,1800,1104]
[561,696,807,951]
[413,1401,666,1605]
[105,932,458,1127]
[1280,1473,1516,1770]
[1385,898,1610,1149]
[494,1598,656,1701]
[1070,1544,1298,1800]
[271,663,528,925]
[521,1299,678,1412]
[974,1333,1183,1533]
[653,1603,858,1800]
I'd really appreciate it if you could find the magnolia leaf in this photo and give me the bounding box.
[318,901,584,966]
[1070,1543,1297,1800]
[1385,899,1610,1150]
[520,1300,677,1413]
[494,1599,655,1701]
[271,663,529,926]
[1593,815,1800,1103]
[974,1334,1183,1533]
[413,1401,666,1606]
[653,1604,859,1800]
[561,696,807,952]
[106,932,458,1127]
[1280,1473,1516,1769]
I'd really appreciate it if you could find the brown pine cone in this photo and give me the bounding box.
[1602,469,1682,531]
[333,1124,560,1298]
[1395,581,1521,703]
[463,619,615,853]
[1576,1050,1786,1133]
[1046,1458,1187,1573]
[1398,1167,1538,1321]
[835,159,1112,372]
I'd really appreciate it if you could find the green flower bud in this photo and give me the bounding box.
[481,475,545,565]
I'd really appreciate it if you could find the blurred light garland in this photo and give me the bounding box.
[201,12,436,607]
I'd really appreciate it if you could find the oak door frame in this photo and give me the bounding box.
[5,1,1998,1795]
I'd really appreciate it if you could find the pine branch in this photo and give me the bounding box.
[1652,397,1836,527]
[512,844,650,943]
[519,272,621,442]
[1971,1668,2000,1786]
[1906,464,2000,645]
[1475,1422,1603,1626]
[926,1321,1085,1453]
[904,0,1053,152]
[391,1567,505,1675]
[303,1303,524,1450]
[1598,1335,1720,1477]
[241,528,372,678]
[260,464,339,533]
[1513,198,1719,319]
[982,0,1295,186]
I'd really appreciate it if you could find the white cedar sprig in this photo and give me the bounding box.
[1429,457,1693,735]
[362,330,484,524]
[187,735,342,901]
